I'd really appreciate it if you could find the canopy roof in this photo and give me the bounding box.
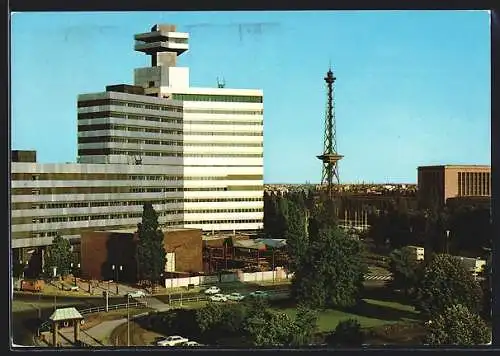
[49,307,83,321]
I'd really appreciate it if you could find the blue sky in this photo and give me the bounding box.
[11,11,490,184]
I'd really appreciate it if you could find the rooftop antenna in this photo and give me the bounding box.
[217,76,226,88]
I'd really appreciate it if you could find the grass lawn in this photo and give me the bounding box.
[272,298,420,333]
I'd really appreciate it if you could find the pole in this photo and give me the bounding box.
[127,295,130,346]
[272,250,275,284]
[106,291,109,312]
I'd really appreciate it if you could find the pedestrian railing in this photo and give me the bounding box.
[36,301,148,334]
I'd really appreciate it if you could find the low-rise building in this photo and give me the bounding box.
[406,245,425,261]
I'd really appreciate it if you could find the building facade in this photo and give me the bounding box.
[417,165,491,209]
[11,23,264,265]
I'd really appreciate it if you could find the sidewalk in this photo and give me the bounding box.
[38,296,170,347]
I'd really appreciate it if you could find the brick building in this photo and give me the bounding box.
[417,165,491,209]
[80,228,202,281]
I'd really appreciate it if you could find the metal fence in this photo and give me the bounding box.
[166,289,290,305]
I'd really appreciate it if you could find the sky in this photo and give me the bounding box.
[11,11,491,184]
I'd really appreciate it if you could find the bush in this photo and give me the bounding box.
[327,319,364,347]
[424,304,491,345]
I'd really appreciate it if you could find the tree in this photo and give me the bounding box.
[388,246,422,296]
[424,304,490,345]
[326,319,364,347]
[414,254,483,318]
[136,203,166,285]
[291,305,318,346]
[291,225,366,309]
[285,199,308,273]
[44,234,73,277]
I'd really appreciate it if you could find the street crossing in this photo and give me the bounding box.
[364,274,392,281]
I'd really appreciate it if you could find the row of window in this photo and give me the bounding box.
[78,149,263,158]
[79,137,184,146]
[128,186,261,193]
[78,124,182,135]
[128,175,262,181]
[78,99,183,112]
[79,113,262,127]
[183,120,263,126]
[27,197,263,210]
[78,125,263,137]
[185,219,262,224]
[78,112,182,123]
[25,185,260,195]
[172,94,263,103]
[184,108,263,115]
[30,209,262,224]
[457,172,491,196]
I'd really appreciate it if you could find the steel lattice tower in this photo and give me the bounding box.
[317,66,343,199]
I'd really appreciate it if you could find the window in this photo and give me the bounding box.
[149,81,155,87]
[172,93,263,103]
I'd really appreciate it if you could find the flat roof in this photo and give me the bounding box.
[418,165,490,169]
[94,227,198,234]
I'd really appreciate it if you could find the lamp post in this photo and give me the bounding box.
[111,265,123,295]
[445,230,450,254]
[127,294,130,346]
[70,262,80,286]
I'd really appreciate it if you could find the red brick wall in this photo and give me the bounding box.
[80,231,109,281]
[164,229,203,273]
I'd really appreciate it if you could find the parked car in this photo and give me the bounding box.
[249,290,269,298]
[157,336,189,346]
[204,286,221,295]
[182,341,203,347]
[126,290,147,298]
[209,293,227,302]
[226,292,245,301]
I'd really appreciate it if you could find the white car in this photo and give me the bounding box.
[204,286,221,295]
[209,293,227,302]
[182,341,203,347]
[126,290,146,298]
[226,292,245,301]
[249,290,269,298]
[157,336,189,347]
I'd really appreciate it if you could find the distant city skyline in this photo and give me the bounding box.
[11,11,490,184]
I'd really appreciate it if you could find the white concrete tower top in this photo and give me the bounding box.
[133,24,190,92]
[134,24,189,68]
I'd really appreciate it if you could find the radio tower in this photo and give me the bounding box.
[317,66,343,199]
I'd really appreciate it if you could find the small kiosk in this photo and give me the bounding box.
[48,307,84,347]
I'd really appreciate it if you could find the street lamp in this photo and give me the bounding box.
[70,262,80,286]
[111,265,123,295]
[445,230,450,254]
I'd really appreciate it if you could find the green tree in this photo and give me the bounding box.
[285,199,308,273]
[388,246,422,296]
[291,225,366,309]
[326,318,364,347]
[44,234,73,277]
[136,203,166,285]
[424,304,490,345]
[291,305,318,346]
[414,254,483,318]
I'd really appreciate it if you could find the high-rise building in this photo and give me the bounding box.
[11,24,264,267]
